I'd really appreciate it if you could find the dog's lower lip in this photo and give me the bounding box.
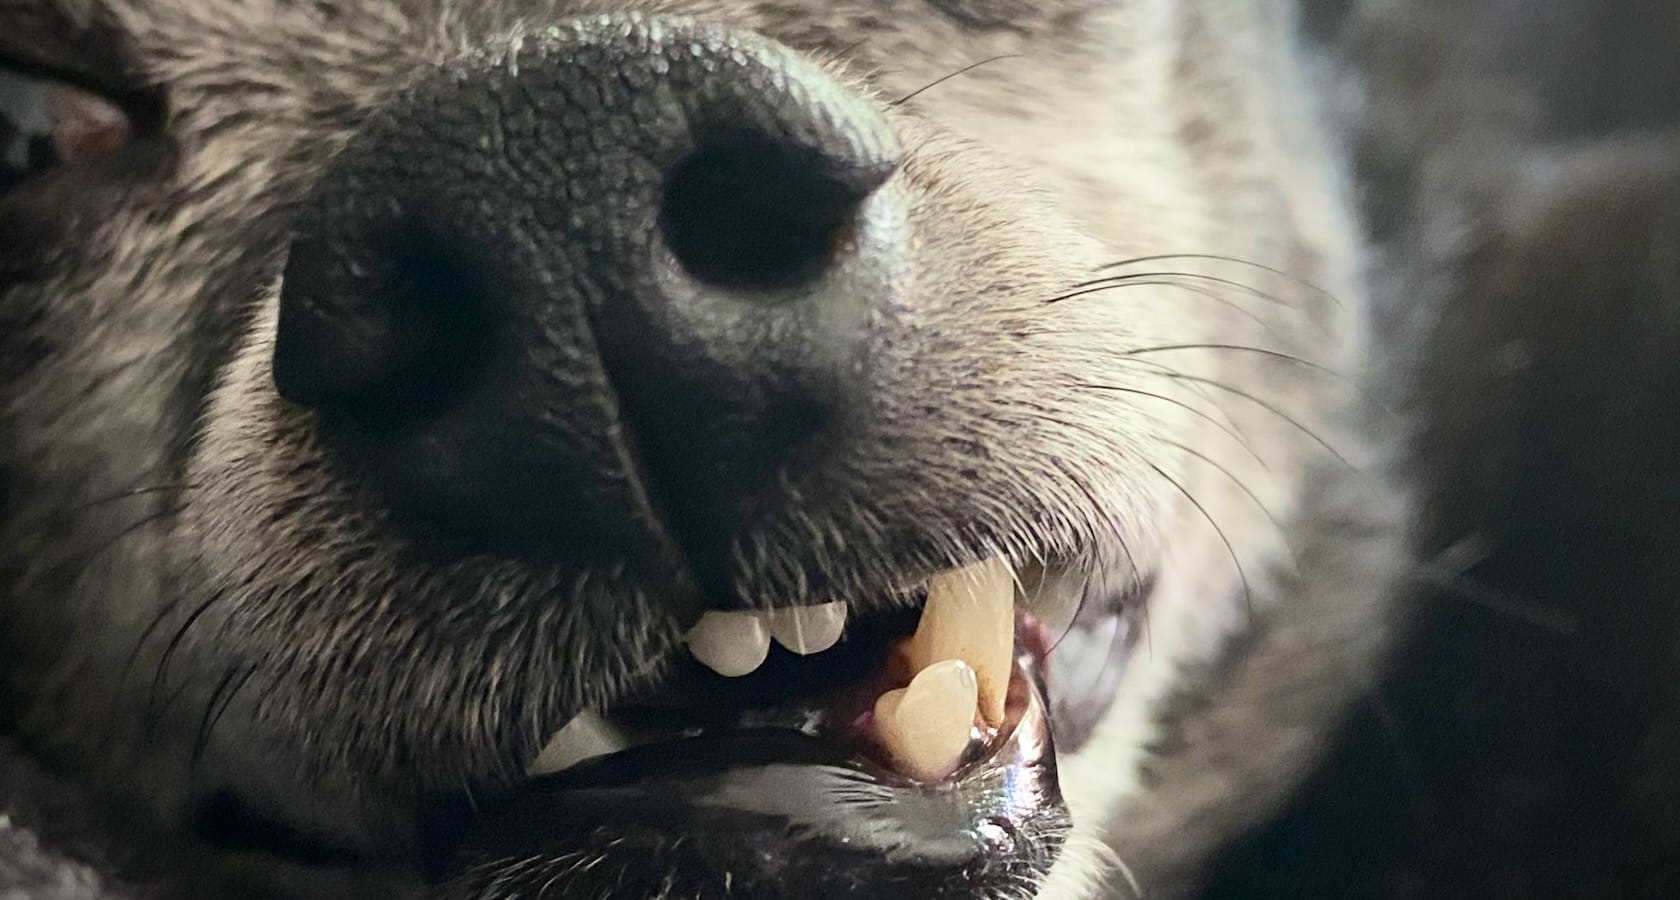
[423,651,1066,897]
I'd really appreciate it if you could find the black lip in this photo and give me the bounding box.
[421,673,1066,899]
[193,790,364,867]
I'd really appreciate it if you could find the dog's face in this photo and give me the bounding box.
[0,1,1383,896]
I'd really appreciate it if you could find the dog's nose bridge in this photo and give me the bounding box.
[270,15,903,588]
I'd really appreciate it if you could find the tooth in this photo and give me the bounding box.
[903,558,1015,726]
[767,601,847,655]
[528,711,628,776]
[874,659,979,782]
[686,610,772,677]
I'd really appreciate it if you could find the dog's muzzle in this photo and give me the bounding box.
[266,14,1112,897]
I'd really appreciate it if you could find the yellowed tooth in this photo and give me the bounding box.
[903,558,1014,726]
[874,659,979,782]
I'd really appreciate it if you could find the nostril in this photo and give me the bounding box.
[658,133,876,291]
[274,219,494,415]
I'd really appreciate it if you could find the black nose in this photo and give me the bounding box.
[272,17,901,582]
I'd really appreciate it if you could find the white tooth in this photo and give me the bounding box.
[767,601,847,655]
[903,558,1015,726]
[874,659,979,782]
[685,610,772,677]
[527,711,628,776]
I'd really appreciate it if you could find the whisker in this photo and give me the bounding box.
[1093,353,1268,452]
[78,505,181,569]
[1138,369,1353,468]
[100,595,187,750]
[1046,271,1298,309]
[1162,437,1295,570]
[1147,461,1252,615]
[1120,342,1337,376]
[1095,252,1344,310]
[832,37,870,61]
[192,663,257,768]
[1126,342,1397,421]
[1068,382,1269,472]
[118,597,185,694]
[1020,277,1287,341]
[888,54,1023,106]
[1039,453,1140,652]
[148,673,200,741]
[68,482,199,514]
[148,593,225,718]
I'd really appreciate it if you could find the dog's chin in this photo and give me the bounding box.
[400,556,1136,899]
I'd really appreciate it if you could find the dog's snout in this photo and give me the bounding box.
[271,16,902,571]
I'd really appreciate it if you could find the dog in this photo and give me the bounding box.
[28,0,1655,896]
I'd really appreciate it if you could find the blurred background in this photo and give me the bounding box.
[1209,1,1680,896]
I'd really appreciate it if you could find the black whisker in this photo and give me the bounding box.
[1090,353,1268,453]
[148,674,200,741]
[889,54,1022,106]
[193,664,258,768]
[1126,341,1397,420]
[78,506,181,569]
[68,482,199,515]
[1128,343,1400,420]
[1097,600,1131,683]
[1147,460,1253,615]
[1162,437,1295,569]
[1039,454,1140,653]
[1095,252,1344,310]
[100,596,187,750]
[1048,270,1300,310]
[1142,369,1353,468]
[1122,342,1336,375]
[148,593,225,719]
[1022,277,1287,341]
[1069,381,1268,471]
[833,37,870,61]
[118,597,185,694]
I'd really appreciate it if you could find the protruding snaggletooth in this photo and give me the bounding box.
[767,601,847,655]
[874,659,980,782]
[686,609,772,677]
[527,711,628,776]
[903,557,1015,726]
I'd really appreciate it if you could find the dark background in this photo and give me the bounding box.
[1208,2,1680,896]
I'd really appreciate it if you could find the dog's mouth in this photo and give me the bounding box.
[416,558,1134,897]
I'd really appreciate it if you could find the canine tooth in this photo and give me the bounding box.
[874,659,979,782]
[528,711,628,776]
[686,610,772,677]
[904,558,1015,726]
[767,601,847,655]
